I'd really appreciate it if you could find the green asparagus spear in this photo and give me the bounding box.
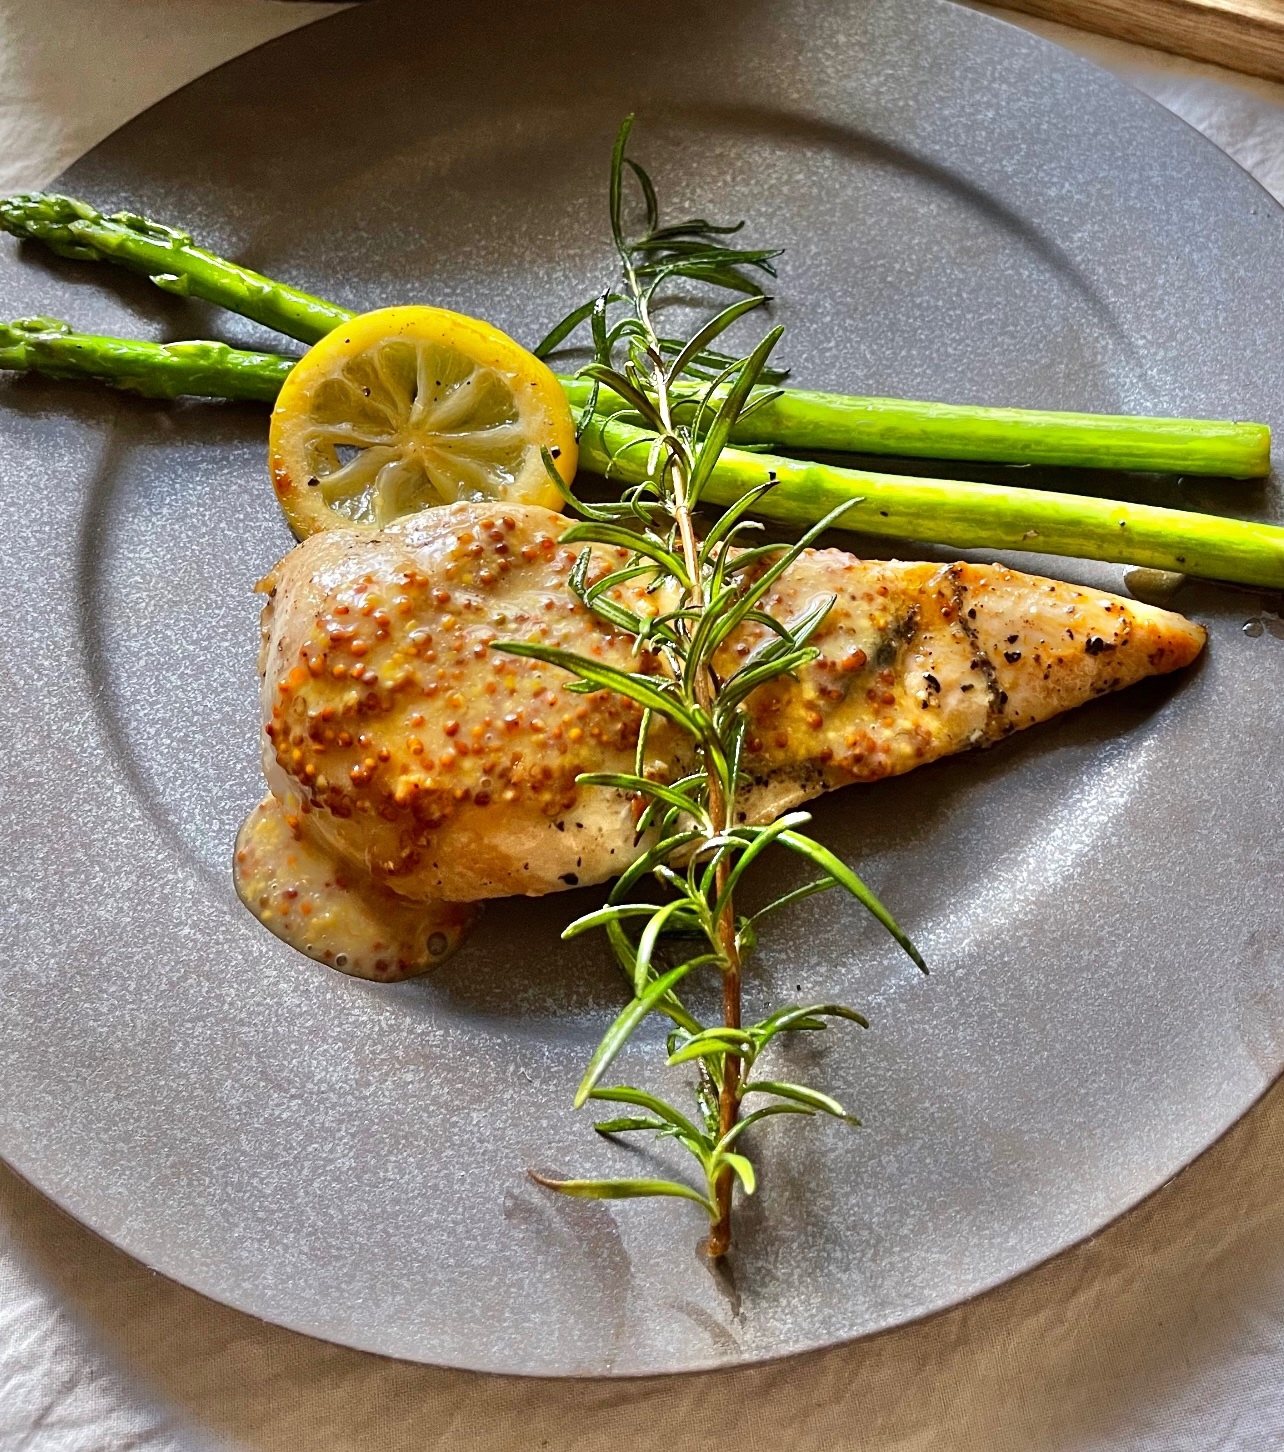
[4,317,1274,587]
[579,412,1284,590]
[0,193,348,344]
[639,382,1268,479]
[0,191,1269,478]
[0,317,294,400]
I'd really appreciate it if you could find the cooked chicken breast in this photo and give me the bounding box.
[241,501,1203,977]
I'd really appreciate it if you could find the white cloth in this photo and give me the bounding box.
[3,4,1284,1448]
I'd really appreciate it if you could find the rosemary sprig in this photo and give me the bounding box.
[497,117,924,1258]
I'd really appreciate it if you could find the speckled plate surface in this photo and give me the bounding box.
[1,0,1283,1377]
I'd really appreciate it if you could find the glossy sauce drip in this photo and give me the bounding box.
[234,793,479,980]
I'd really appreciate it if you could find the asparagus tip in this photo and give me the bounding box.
[0,315,71,365]
[0,191,103,247]
[0,191,193,261]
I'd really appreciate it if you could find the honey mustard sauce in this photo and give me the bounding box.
[233,792,479,980]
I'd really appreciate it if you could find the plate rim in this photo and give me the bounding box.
[2,0,1282,1376]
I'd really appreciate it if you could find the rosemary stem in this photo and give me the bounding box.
[708,854,742,1260]
[641,287,743,1257]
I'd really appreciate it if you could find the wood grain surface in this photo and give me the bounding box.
[1001,0,1284,80]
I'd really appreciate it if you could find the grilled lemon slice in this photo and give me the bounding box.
[268,305,576,537]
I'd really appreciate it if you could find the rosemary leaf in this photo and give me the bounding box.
[594,1117,668,1136]
[529,1173,716,1215]
[573,958,704,1107]
[776,830,926,973]
[751,1004,871,1046]
[743,1081,857,1122]
[716,1104,817,1150]
[588,1085,710,1151]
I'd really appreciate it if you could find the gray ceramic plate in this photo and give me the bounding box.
[1,0,1282,1377]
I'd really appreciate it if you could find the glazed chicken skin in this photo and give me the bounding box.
[240,501,1204,979]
